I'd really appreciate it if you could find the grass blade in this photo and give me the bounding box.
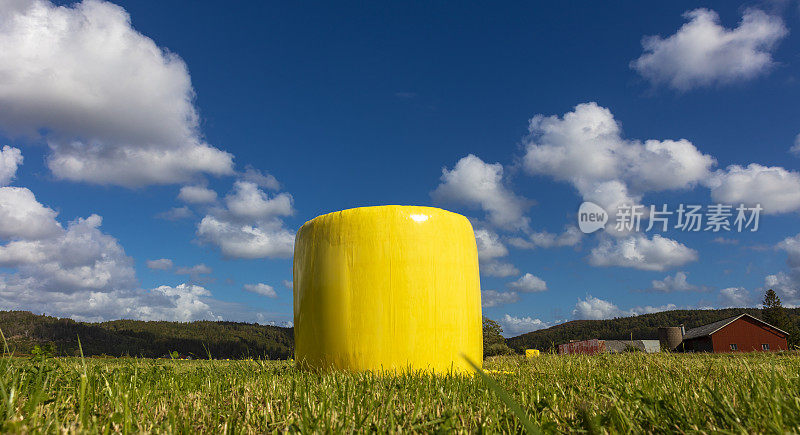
[463,355,542,434]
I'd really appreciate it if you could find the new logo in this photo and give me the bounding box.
[578,201,607,234]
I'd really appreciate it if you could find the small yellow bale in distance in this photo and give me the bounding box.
[525,349,539,358]
[293,205,483,373]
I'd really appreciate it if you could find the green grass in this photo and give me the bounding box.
[0,351,799,433]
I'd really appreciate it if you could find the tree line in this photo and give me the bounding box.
[3,288,797,359]
[0,311,293,359]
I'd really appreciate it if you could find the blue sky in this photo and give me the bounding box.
[0,0,799,335]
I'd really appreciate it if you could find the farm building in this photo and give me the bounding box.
[681,313,789,353]
[558,339,660,355]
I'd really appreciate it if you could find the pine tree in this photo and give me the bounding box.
[763,289,781,311]
[762,289,791,336]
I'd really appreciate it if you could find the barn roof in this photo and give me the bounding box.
[682,313,789,340]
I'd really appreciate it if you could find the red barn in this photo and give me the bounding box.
[558,339,604,355]
[682,313,789,353]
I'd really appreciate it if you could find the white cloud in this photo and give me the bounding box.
[195,180,295,259]
[156,206,194,221]
[0,159,220,321]
[777,233,800,268]
[0,187,63,240]
[509,226,582,249]
[259,318,293,328]
[282,280,293,290]
[522,103,714,216]
[0,0,234,187]
[146,258,173,270]
[0,146,23,186]
[0,282,220,323]
[0,212,136,295]
[631,8,787,90]
[176,264,212,275]
[719,287,751,307]
[475,228,508,260]
[711,237,739,245]
[500,314,549,336]
[573,295,623,320]
[481,261,520,278]
[0,150,135,299]
[643,271,706,293]
[243,283,277,298]
[0,210,246,322]
[178,185,218,204]
[632,303,678,315]
[175,263,212,280]
[0,2,296,320]
[0,152,280,323]
[764,272,797,305]
[764,233,800,305]
[137,284,217,322]
[791,134,800,157]
[572,295,677,320]
[47,146,233,188]
[588,234,698,271]
[197,215,294,259]
[432,154,530,230]
[474,228,519,278]
[481,290,519,308]
[706,164,800,214]
[240,166,280,191]
[224,181,293,221]
[508,273,547,292]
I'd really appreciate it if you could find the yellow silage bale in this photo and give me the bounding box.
[293,205,482,373]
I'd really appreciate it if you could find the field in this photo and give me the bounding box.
[1,351,799,433]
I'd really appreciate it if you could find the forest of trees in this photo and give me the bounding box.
[0,311,293,359]
[482,316,513,357]
[3,289,798,359]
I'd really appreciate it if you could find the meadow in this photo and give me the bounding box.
[1,350,799,433]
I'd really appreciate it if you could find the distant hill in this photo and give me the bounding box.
[0,311,293,359]
[506,308,800,353]
[3,308,798,359]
